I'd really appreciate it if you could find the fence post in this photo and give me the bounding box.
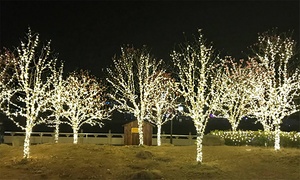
[108,130,112,145]
[188,132,192,145]
[162,131,166,144]
[40,132,43,144]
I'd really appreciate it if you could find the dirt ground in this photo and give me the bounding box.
[0,143,299,180]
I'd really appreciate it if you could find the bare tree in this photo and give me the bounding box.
[106,46,162,145]
[250,30,300,150]
[145,71,179,146]
[211,57,258,131]
[3,29,62,159]
[171,30,219,163]
[61,70,112,144]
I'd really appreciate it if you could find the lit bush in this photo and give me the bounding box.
[210,130,300,148]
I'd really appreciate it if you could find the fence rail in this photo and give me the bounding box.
[3,131,197,146]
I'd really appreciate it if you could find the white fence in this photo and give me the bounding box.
[3,131,197,146]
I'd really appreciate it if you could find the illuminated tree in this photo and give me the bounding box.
[0,49,16,108]
[171,30,219,163]
[3,29,62,159]
[61,70,112,144]
[107,46,162,145]
[250,30,300,150]
[211,57,258,131]
[47,64,64,143]
[145,71,179,146]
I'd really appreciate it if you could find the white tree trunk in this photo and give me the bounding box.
[274,124,280,151]
[196,131,204,164]
[54,123,59,143]
[230,117,238,131]
[23,125,32,159]
[138,120,143,146]
[157,124,162,146]
[73,128,78,144]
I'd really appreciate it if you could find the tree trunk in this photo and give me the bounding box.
[138,120,144,146]
[73,128,78,144]
[274,124,280,151]
[232,122,237,132]
[23,126,32,159]
[54,122,59,143]
[157,124,162,146]
[196,131,204,164]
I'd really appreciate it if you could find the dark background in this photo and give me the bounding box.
[0,1,299,134]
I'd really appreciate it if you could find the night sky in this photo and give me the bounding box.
[0,1,299,133]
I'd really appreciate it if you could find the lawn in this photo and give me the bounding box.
[0,143,299,179]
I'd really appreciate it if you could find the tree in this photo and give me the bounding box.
[3,29,62,159]
[47,63,64,143]
[145,71,179,146]
[211,57,258,131]
[61,70,112,144]
[171,30,219,163]
[107,46,162,145]
[0,49,16,108]
[249,30,300,150]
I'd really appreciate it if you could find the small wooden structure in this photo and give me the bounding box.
[123,120,153,146]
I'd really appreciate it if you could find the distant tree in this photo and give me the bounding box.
[2,29,62,159]
[145,71,179,146]
[249,30,300,150]
[107,46,162,145]
[171,30,219,164]
[61,70,113,144]
[211,57,258,131]
[0,49,16,108]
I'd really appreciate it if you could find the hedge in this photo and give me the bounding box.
[210,130,300,148]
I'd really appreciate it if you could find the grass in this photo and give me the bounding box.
[0,143,299,179]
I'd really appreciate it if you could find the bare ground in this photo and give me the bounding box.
[0,143,299,180]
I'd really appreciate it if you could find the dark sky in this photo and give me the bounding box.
[0,1,299,133]
[1,1,299,78]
